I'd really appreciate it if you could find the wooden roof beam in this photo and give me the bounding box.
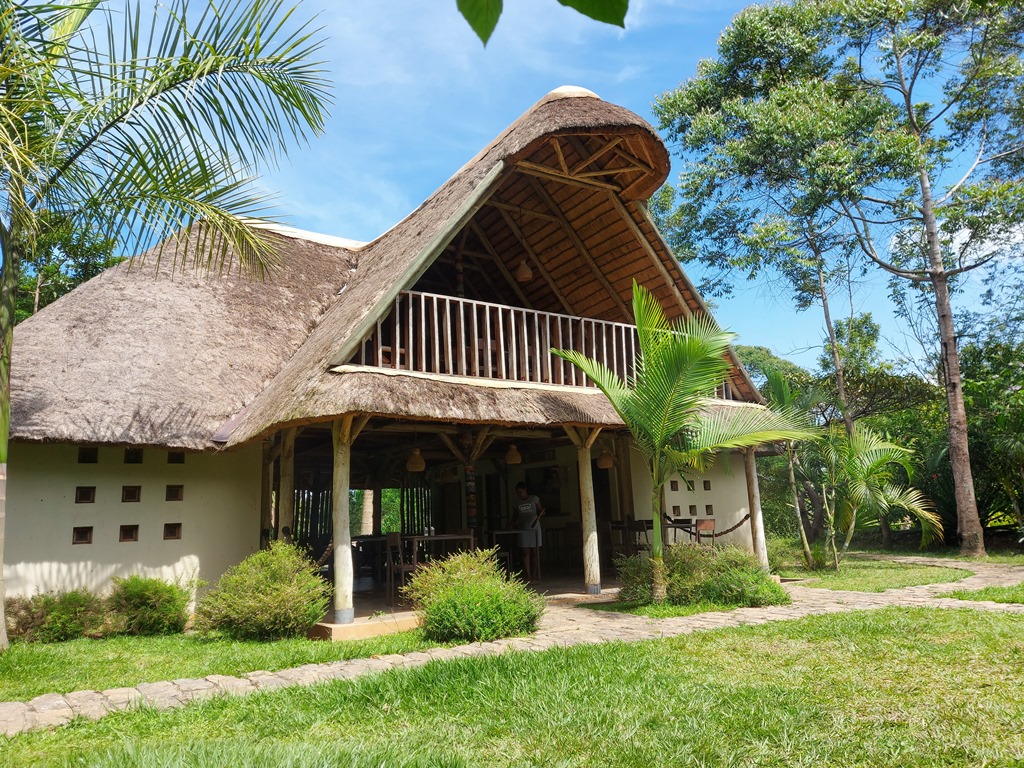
[526,176,632,323]
[484,198,559,223]
[516,162,622,192]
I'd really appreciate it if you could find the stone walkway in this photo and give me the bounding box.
[2,555,1023,737]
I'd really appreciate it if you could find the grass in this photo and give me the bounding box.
[775,556,970,592]
[3,608,1023,767]
[947,584,1024,604]
[583,600,730,618]
[0,631,435,702]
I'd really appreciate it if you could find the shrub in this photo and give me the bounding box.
[195,542,331,640]
[107,575,190,636]
[616,544,790,609]
[4,589,105,643]
[402,548,545,642]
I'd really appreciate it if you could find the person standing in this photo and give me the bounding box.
[512,482,544,581]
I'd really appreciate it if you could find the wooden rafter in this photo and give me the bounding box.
[526,177,632,322]
[484,198,559,223]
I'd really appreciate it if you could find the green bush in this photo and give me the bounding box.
[195,542,331,640]
[4,589,105,643]
[107,575,190,636]
[402,548,545,642]
[616,544,790,608]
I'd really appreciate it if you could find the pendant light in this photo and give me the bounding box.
[514,258,533,283]
[405,447,425,473]
[596,446,615,470]
[505,443,522,465]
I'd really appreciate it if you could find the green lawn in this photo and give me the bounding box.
[948,584,1024,604]
[776,557,970,592]
[4,608,1024,767]
[0,631,434,702]
[583,600,730,618]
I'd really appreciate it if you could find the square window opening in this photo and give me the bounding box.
[705,504,714,516]
[167,451,185,464]
[77,446,98,464]
[163,522,182,540]
[75,486,96,504]
[165,485,184,502]
[124,448,144,464]
[119,524,139,543]
[669,480,678,492]
[703,480,712,491]
[72,526,93,545]
[121,485,141,503]
[689,504,698,515]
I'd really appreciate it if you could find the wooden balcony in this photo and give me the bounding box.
[351,290,737,399]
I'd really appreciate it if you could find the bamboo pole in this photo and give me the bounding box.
[744,449,769,570]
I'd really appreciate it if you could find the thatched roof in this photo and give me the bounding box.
[10,229,357,450]
[10,87,760,451]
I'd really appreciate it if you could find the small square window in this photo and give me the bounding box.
[119,524,139,543]
[703,480,712,491]
[77,446,98,464]
[671,505,681,515]
[121,485,141,503]
[669,480,679,492]
[124,448,143,464]
[685,479,695,492]
[167,451,186,464]
[75,486,96,504]
[163,522,182,541]
[689,504,698,515]
[72,526,93,545]
[165,484,184,502]
[705,504,714,516]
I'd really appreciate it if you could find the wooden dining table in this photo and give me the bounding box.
[406,533,475,565]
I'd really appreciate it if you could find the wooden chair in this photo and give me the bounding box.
[695,518,716,546]
[385,532,416,604]
[627,519,651,556]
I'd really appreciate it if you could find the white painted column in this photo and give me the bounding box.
[360,489,374,536]
[331,420,354,624]
[577,441,601,595]
[744,449,769,570]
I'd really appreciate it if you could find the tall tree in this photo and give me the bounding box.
[555,282,812,601]
[0,0,330,652]
[656,0,1024,556]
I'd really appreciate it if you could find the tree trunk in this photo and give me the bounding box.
[879,514,893,549]
[816,255,855,436]
[842,506,858,552]
[0,230,21,652]
[743,449,769,570]
[788,446,814,568]
[919,168,986,557]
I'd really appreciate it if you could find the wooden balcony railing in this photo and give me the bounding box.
[351,290,737,399]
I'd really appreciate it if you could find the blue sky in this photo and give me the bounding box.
[255,0,920,370]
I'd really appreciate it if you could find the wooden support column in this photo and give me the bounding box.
[278,427,297,537]
[360,489,374,536]
[566,425,602,594]
[331,415,370,624]
[260,441,273,548]
[744,449,769,570]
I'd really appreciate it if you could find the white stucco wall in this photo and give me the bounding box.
[4,443,261,597]
[629,447,753,551]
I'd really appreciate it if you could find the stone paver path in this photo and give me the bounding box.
[2,555,1022,737]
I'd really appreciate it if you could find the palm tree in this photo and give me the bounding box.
[0,0,330,651]
[554,282,814,602]
[819,425,942,569]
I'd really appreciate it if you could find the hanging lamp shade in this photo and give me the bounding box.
[406,448,426,473]
[596,447,615,470]
[505,443,522,465]
[514,258,533,283]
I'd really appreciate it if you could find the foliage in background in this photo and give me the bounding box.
[4,589,105,643]
[196,542,330,640]
[106,576,190,637]
[656,0,1024,557]
[617,544,790,608]
[402,548,544,642]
